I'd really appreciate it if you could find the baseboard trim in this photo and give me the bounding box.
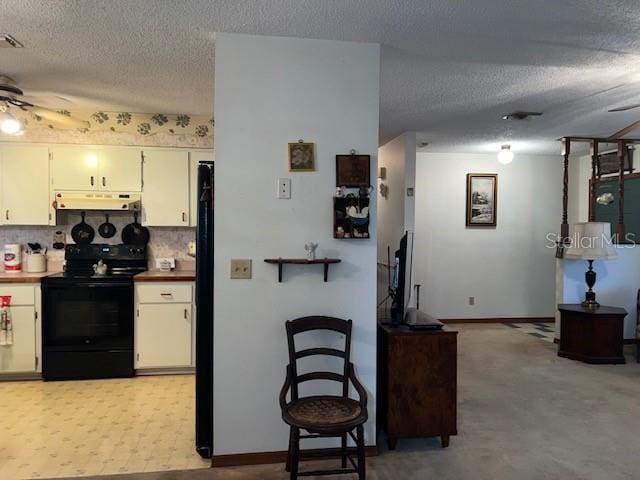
[442,317,554,324]
[212,445,378,468]
[553,338,637,345]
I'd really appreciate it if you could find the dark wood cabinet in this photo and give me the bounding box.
[558,304,627,364]
[377,322,457,449]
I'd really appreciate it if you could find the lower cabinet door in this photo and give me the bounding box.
[136,303,192,368]
[0,306,36,373]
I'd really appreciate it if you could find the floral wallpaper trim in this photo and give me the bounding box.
[13,110,214,138]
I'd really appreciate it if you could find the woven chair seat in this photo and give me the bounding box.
[285,395,363,428]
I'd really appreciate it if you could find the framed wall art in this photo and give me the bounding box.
[288,142,315,172]
[466,173,497,227]
[336,154,370,187]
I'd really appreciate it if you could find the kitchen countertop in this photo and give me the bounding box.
[0,271,61,283]
[134,270,196,282]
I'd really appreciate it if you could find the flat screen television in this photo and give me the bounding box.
[390,232,409,324]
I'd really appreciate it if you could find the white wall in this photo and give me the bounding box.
[213,33,380,456]
[376,132,415,264]
[413,152,561,319]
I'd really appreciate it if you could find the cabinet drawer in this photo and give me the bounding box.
[136,284,192,304]
[0,285,35,306]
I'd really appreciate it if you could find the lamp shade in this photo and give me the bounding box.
[565,222,617,261]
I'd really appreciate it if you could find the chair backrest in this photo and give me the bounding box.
[285,316,352,401]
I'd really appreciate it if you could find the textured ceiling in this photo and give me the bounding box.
[3,0,640,153]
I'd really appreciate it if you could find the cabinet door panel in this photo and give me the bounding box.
[98,148,142,191]
[0,146,50,225]
[142,150,189,226]
[0,306,36,373]
[136,303,191,368]
[50,146,99,190]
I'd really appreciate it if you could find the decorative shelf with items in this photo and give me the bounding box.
[264,258,341,283]
[333,152,372,239]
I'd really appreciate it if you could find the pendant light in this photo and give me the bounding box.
[497,145,513,164]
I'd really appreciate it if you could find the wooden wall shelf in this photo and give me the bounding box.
[263,258,341,282]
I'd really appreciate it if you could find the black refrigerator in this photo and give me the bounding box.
[195,162,214,459]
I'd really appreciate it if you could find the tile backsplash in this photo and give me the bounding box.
[0,211,195,271]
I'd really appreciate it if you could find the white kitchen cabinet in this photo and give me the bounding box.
[136,304,192,368]
[189,149,214,226]
[0,145,50,225]
[0,285,38,374]
[135,282,194,370]
[0,306,37,373]
[97,148,142,191]
[50,145,142,192]
[50,146,99,191]
[141,150,190,226]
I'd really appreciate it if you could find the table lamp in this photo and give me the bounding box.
[565,222,617,309]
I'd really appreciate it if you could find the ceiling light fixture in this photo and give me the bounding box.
[0,109,24,135]
[497,145,514,164]
[502,111,543,121]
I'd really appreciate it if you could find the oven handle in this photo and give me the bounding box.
[69,282,132,288]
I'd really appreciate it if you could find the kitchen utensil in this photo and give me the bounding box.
[121,211,150,245]
[71,212,95,245]
[27,243,41,254]
[98,214,117,239]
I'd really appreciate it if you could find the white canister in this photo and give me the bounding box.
[25,253,47,273]
[4,244,22,273]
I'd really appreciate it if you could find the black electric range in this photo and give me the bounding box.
[41,244,147,381]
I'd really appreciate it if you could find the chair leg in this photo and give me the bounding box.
[290,427,300,480]
[341,433,347,468]
[356,425,366,480]
[285,426,293,472]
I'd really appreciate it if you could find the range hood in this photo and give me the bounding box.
[53,192,141,211]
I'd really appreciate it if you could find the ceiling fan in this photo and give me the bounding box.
[0,75,89,134]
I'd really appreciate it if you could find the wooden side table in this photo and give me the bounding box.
[558,304,627,364]
[377,321,457,449]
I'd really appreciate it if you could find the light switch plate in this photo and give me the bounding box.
[277,178,291,199]
[230,259,252,279]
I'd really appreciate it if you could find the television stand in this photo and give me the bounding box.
[377,320,457,449]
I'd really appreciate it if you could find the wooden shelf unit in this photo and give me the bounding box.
[263,258,341,282]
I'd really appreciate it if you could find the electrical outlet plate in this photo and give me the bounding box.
[277,178,291,199]
[230,259,252,279]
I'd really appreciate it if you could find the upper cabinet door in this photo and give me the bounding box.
[189,150,214,226]
[142,150,190,226]
[50,146,99,190]
[98,148,142,192]
[0,145,50,225]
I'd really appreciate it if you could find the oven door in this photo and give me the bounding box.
[43,280,134,351]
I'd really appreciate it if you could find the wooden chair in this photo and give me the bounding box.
[280,316,368,479]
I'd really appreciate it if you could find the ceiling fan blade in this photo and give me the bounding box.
[30,106,90,129]
[608,104,640,112]
[608,120,640,140]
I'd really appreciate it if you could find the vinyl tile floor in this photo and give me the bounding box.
[0,374,210,479]
[52,323,640,480]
